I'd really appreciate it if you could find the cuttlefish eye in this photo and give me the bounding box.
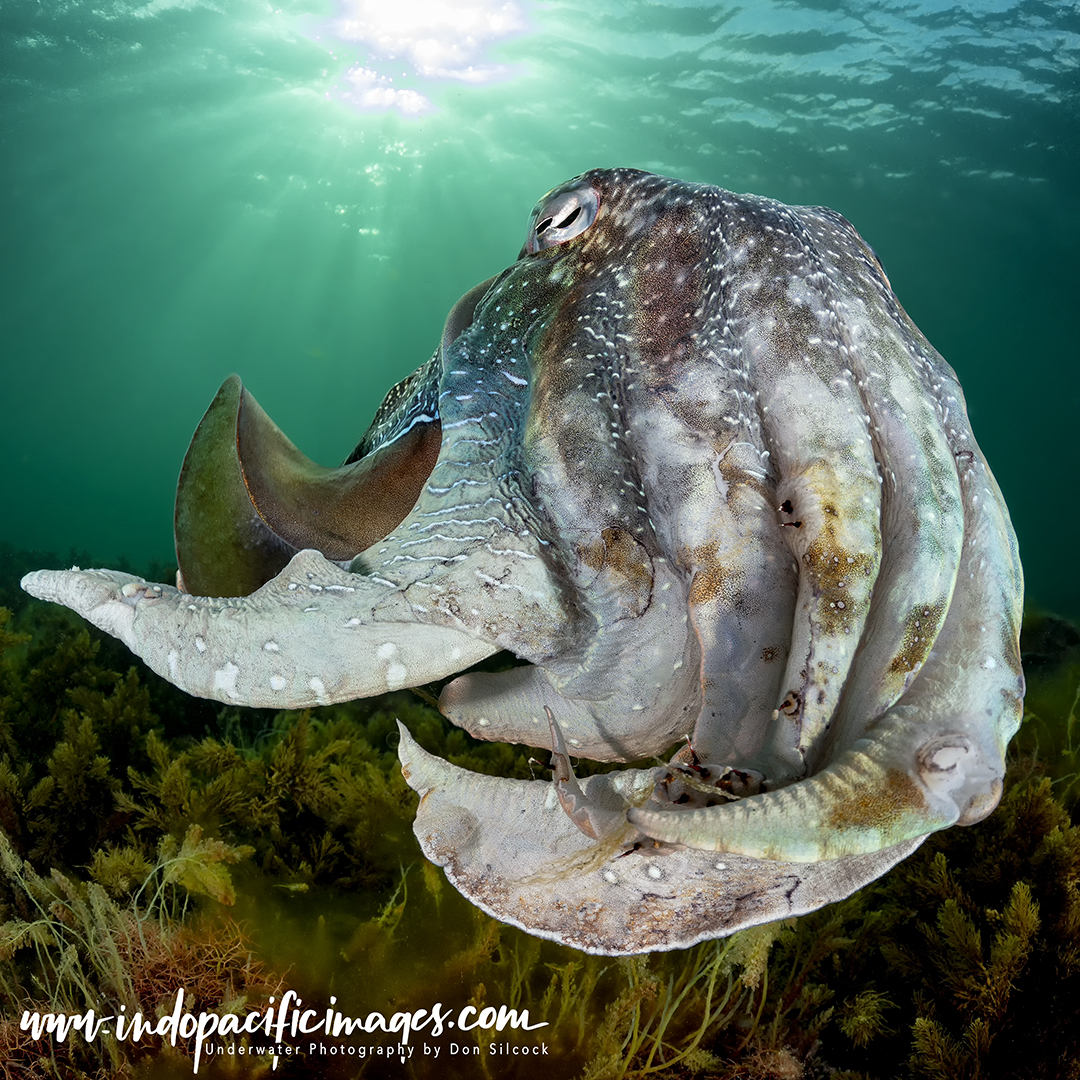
[524,183,600,254]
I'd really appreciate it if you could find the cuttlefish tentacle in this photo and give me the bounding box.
[438,552,702,761]
[628,712,981,860]
[619,198,798,770]
[724,198,884,781]
[546,707,640,840]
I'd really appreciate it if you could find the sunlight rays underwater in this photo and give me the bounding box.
[0,0,1077,611]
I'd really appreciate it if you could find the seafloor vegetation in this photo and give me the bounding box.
[0,539,1078,1079]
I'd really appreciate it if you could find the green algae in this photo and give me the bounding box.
[1,556,1079,1078]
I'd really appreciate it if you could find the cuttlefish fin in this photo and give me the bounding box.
[174,376,294,599]
[175,375,441,598]
[236,384,441,559]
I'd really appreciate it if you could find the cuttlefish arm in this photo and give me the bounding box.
[175,368,442,599]
[21,550,497,707]
[627,440,1023,860]
[396,722,922,955]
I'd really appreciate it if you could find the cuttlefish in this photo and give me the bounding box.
[23,169,1024,954]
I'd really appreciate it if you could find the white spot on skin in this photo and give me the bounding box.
[194,636,207,653]
[270,675,287,691]
[603,870,618,883]
[715,862,728,871]
[983,656,997,670]
[377,642,398,660]
[308,676,327,701]
[264,641,279,652]
[213,663,240,700]
[647,864,663,880]
[168,650,179,680]
[386,662,408,688]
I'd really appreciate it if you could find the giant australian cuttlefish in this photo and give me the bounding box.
[23,168,1024,954]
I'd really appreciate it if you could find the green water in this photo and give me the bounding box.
[1,0,1078,617]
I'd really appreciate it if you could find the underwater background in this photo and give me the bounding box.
[1,0,1078,618]
[2,1,1080,1078]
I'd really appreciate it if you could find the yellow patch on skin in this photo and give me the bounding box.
[577,539,606,572]
[715,443,772,502]
[684,540,740,605]
[826,769,925,832]
[887,600,948,675]
[577,527,654,611]
[781,457,881,637]
[802,534,876,635]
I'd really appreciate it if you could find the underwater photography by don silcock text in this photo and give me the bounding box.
[2,0,1079,1077]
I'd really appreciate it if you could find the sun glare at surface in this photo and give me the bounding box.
[324,0,531,115]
